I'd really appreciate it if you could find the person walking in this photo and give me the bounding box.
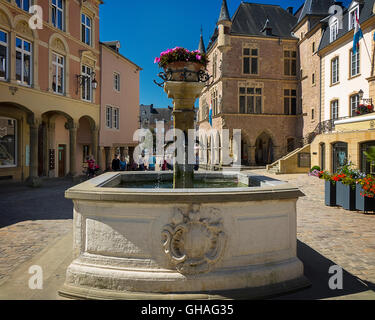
[112,154,121,171]
[120,156,127,171]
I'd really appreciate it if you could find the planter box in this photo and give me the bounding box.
[339,183,356,211]
[356,184,375,212]
[336,181,344,207]
[325,180,336,206]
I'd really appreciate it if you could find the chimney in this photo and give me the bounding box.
[287,7,293,15]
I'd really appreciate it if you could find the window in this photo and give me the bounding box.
[0,117,17,168]
[331,100,339,120]
[331,57,339,84]
[106,106,120,129]
[284,89,297,115]
[114,72,120,91]
[312,73,315,85]
[16,0,30,11]
[350,48,360,77]
[81,65,92,102]
[284,50,297,76]
[312,108,315,120]
[213,52,217,79]
[330,20,338,42]
[350,94,360,116]
[312,42,315,53]
[52,52,64,94]
[16,37,32,86]
[0,30,8,80]
[243,48,258,75]
[212,89,218,116]
[52,0,65,31]
[239,87,262,114]
[81,14,92,46]
[349,6,359,31]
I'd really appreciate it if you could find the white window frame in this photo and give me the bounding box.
[81,13,92,46]
[331,57,339,84]
[0,117,17,168]
[52,52,64,95]
[330,19,338,43]
[52,0,65,31]
[16,0,31,12]
[331,100,339,120]
[106,106,120,130]
[81,65,92,102]
[15,37,32,86]
[114,72,120,91]
[350,47,360,77]
[0,29,8,81]
[351,94,360,116]
[349,6,359,31]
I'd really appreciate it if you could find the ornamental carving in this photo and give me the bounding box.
[15,21,33,37]
[81,50,97,68]
[162,206,226,275]
[52,38,66,54]
[0,11,10,28]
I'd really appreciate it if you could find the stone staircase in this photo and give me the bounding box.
[266,144,311,174]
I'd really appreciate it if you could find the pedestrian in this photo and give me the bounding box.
[148,155,156,171]
[120,156,127,171]
[87,155,99,178]
[112,154,121,171]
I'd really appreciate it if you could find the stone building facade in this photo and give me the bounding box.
[198,1,302,166]
[0,0,102,184]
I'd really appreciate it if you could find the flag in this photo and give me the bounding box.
[209,100,213,127]
[353,11,363,54]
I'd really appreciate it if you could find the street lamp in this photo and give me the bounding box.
[76,72,98,94]
[358,89,373,104]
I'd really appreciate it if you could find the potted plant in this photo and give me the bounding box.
[154,47,208,82]
[356,176,375,212]
[319,171,337,207]
[355,104,374,116]
[332,173,346,207]
[339,175,357,211]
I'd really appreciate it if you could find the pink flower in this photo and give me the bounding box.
[154,57,160,64]
[196,55,202,61]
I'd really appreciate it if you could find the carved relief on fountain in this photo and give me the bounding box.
[162,205,226,275]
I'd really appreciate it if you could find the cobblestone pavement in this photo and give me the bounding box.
[254,170,375,285]
[0,179,74,284]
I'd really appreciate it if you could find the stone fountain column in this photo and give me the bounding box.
[164,81,205,188]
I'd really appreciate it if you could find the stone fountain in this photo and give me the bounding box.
[59,66,309,300]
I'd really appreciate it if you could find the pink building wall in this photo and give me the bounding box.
[99,44,140,149]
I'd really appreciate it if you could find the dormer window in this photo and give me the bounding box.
[349,5,359,31]
[330,19,338,43]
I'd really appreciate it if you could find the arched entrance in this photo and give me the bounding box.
[77,116,96,174]
[255,132,274,165]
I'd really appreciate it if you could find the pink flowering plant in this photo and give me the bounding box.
[154,47,208,69]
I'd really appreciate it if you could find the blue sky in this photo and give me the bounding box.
[99,0,349,109]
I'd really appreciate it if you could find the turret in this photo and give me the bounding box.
[198,27,206,54]
[217,0,231,52]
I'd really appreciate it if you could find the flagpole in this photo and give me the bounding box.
[362,35,372,63]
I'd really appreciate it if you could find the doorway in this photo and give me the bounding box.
[332,142,348,173]
[58,144,66,177]
[255,132,274,165]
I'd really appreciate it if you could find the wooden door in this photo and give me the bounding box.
[58,144,66,177]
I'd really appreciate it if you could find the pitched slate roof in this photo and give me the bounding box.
[230,3,298,39]
[297,0,337,23]
[318,0,375,51]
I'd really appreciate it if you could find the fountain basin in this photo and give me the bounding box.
[59,171,309,299]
